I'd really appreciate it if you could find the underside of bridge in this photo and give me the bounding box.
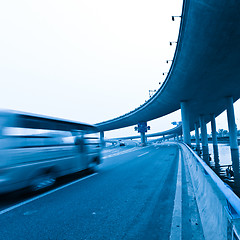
[96,0,240,132]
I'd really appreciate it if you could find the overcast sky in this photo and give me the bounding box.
[0,0,239,138]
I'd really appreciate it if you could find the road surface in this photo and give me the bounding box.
[0,143,204,240]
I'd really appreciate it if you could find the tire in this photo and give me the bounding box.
[30,171,56,192]
[87,161,98,173]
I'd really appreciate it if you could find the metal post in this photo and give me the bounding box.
[210,114,220,173]
[226,97,240,189]
[194,123,201,155]
[180,101,191,146]
[100,131,105,148]
[141,132,146,146]
[199,115,210,165]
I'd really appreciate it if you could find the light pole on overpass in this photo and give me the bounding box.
[169,41,177,46]
[172,16,181,21]
[149,90,156,98]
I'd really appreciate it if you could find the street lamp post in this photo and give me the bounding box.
[172,16,181,21]
[170,41,177,46]
[149,90,157,98]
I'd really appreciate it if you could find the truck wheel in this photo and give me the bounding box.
[88,162,98,173]
[30,172,56,191]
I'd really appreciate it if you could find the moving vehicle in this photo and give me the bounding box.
[0,110,101,194]
[119,141,125,146]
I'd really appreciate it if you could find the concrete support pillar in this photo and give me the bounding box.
[199,115,210,165]
[141,132,146,146]
[194,123,201,155]
[176,135,179,141]
[180,101,191,146]
[100,131,105,148]
[180,134,183,141]
[226,97,240,189]
[210,114,220,173]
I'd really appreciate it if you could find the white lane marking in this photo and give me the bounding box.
[103,147,143,159]
[0,173,98,216]
[170,149,182,240]
[138,152,149,157]
[102,149,121,154]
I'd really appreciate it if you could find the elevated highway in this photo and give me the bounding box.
[108,124,182,141]
[96,0,240,132]
[95,0,240,191]
[2,1,240,239]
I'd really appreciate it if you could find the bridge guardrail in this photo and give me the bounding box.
[179,143,240,240]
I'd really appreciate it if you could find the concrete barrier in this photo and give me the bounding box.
[179,143,240,240]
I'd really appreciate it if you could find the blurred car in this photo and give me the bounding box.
[119,142,125,146]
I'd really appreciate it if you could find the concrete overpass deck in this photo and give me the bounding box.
[95,0,240,201]
[96,0,240,132]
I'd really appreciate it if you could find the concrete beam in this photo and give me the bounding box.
[141,132,146,146]
[199,115,210,165]
[210,114,220,173]
[180,101,191,146]
[100,131,105,148]
[194,123,201,156]
[226,97,240,189]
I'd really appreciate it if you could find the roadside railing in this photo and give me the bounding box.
[179,143,240,240]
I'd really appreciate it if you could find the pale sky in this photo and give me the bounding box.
[0,0,239,138]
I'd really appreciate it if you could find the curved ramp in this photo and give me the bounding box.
[96,0,240,132]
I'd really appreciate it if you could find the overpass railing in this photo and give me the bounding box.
[179,143,240,240]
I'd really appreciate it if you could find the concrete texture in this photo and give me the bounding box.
[180,143,240,240]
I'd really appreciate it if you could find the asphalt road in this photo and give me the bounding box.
[0,143,204,240]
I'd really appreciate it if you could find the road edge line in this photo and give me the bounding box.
[170,149,182,240]
[0,173,98,215]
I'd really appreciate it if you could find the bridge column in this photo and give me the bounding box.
[226,97,240,189]
[194,123,201,155]
[176,135,179,141]
[141,132,146,146]
[210,114,220,173]
[137,122,148,146]
[180,101,191,146]
[100,131,105,148]
[199,115,210,165]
